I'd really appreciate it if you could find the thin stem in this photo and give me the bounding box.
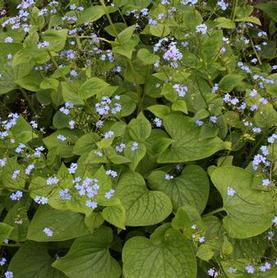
[232,0,238,21]
[100,0,118,39]
[19,88,36,115]
[203,207,224,217]
[248,34,262,65]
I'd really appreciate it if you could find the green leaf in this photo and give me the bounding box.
[52,226,121,278]
[124,142,146,171]
[61,82,84,106]
[0,157,27,190]
[0,222,13,244]
[122,224,197,278]
[257,2,277,22]
[116,171,172,226]
[79,77,110,100]
[43,129,82,158]
[102,198,126,229]
[235,16,261,26]
[117,95,137,117]
[172,204,205,239]
[73,133,99,155]
[128,113,152,142]
[15,71,42,91]
[0,64,17,95]
[78,5,105,24]
[117,25,136,43]
[4,202,29,241]
[148,165,209,212]
[147,104,171,118]
[113,37,139,59]
[137,48,159,65]
[214,17,236,29]
[219,74,244,92]
[9,115,37,143]
[8,241,66,278]
[157,113,225,163]
[27,206,89,242]
[254,104,277,129]
[211,166,274,238]
[171,99,188,114]
[196,244,214,261]
[41,29,68,52]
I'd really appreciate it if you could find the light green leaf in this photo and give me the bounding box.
[8,241,66,278]
[214,17,236,29]
[124,142,146,171]
[0,222,13,244]
[235,16,261,26]
[211,166,274,238]
[254,104,277,129]
[122,224,197,278]
[102,198,126,229]
[147,104,171,118]
[4,202,29,241]
[157,113,225,163]
[52,226,121,278]
[41,29,68,52]
[116,171,172,226]
[171,99,188,114]
[27,206,89,242]
[0,157,27,190]
[73,133,99,155]
[137,48,159,65]
[61,82,84,106]
[128,113,152,142]
[148,165,209,212]
[146,129,173,155]
[171,204,205,239]
[78,5,105,24]
[80,77,111,100]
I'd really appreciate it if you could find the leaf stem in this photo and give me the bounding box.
[203,207,225,217]
[232,0,238,21]
[19,88,36,115]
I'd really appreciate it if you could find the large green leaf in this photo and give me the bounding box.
[8,241,66,278]
[148,165,209,212]
[211,166,274,238]
[27,206,89,242]
[52,226,121,278]
[116,171,172,226]
[122,224,197,278]
[157,113,225,163]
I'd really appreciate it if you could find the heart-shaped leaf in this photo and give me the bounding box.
[53,226,121,278]
[211,166,274,238]
[122,224,197,278]
[116,171,172,226]
[148,165,209,212]
[158,113,226,163]
[8,241,66,278]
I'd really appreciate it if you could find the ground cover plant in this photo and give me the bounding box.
[0,0,276,277]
